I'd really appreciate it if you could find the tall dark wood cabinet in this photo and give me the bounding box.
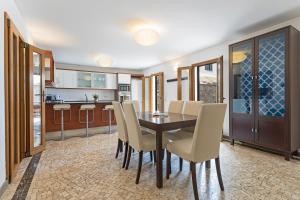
[229,26,300,160]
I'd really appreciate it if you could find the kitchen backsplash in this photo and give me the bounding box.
[45,88,115,101]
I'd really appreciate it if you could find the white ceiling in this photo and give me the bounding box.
[15,0,300,69]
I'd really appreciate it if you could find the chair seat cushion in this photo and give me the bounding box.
[167,137,193,161]
[140,134,168,152]
[165,130,193,141]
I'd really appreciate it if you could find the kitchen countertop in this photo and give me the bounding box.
[46,100,114,104]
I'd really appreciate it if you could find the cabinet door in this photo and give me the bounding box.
[256,30,286,150]
[77,72,91,88]
[55,69,64,87]
[92,73,106,88]
[230,39,255,143]
[63,70,77,88]
[105,73,117,89]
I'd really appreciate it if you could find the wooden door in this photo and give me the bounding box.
[229,39,256,143]
[28,45,46,155]
[4,13,25,181]
[254,29,287,151]
[177,66,194,101]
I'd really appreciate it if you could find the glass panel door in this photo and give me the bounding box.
[258,32,285,117]
[29,45,46,155]
[33,52,42,147]
[230,40,255,143]
[232,42,254,114]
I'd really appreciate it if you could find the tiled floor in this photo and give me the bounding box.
[1,133,300,200]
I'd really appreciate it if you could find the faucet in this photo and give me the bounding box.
[85,93,88,102]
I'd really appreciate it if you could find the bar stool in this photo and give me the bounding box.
[79,104,96,137]
[103,105,113,134]
[53,104,71,140]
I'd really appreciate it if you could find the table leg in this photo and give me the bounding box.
[156,130,163,188]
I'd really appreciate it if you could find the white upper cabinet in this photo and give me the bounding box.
[118,73,131,84]
[55,69,116,89]
[105,73,117,89]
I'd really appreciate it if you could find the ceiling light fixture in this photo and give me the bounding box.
[134,28,160,46]
[96,54,113,67]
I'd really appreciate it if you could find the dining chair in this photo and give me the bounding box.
[165,103,227,200]
[125,100,140,112]
[181,100,204,132]
[122,102,168,184]
[168,100,184,113]
[112,101,129,168]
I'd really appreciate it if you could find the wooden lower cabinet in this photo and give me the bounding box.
[46,103,116,132]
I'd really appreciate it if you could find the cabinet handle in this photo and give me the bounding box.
[251,128,254,133]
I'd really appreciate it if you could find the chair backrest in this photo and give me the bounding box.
[168,100,184,114]
[122,102,143,151]
[182,101,203,116]
[112,101,128,142]
[124,100,140,112]
[190,103,227,162]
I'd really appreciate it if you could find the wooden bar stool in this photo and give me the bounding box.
[53,104,71,140]
[79,104,96,137]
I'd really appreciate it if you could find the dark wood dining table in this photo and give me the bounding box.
[138,112,197,188]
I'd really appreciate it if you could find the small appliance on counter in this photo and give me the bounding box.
[45,94,64,103]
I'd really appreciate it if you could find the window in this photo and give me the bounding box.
[205,64,213,71]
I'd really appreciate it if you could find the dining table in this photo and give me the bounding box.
[138,112,198,188]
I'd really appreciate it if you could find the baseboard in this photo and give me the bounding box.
[0,180,8,198]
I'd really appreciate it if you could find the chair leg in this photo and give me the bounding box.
[135,151,143,184]
[166,151,171,179]
[153,150,156,163]
[120,142,123,152]
[150,151,153,162]
[122,142,129,168]
[190,162,199,200]
[179,157,183,171]
[215,157,224,191]
[125,146,132,170]
[115,139,121,159]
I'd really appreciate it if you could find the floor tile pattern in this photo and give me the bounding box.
[12,153,41,200]
[1,133,300,200]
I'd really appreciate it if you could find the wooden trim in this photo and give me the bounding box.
[46,87,118,90]
[149,76,152,112]
[142,77,145,112]
[4,12,9,181]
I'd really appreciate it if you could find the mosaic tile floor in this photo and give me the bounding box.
[1,133,300,200]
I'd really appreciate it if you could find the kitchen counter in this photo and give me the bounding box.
[46,101,116,133]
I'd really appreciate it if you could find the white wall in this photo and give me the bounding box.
[143,16,300,136]
[0,0,31,190]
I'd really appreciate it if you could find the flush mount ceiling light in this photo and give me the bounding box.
[232,51,247,64]
[96,54,113,67]
[133,28,160,46]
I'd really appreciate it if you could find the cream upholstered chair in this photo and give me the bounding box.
[122,102,167,184]
[182,100,203,131]
[168,100,184,113]
[112,101,129,168]
[166,103,227,200]
[125,100,140,112]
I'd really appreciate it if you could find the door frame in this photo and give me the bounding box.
[192,56,224,103]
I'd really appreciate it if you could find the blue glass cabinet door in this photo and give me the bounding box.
[230,39,255,143]
[255,30,286,149]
